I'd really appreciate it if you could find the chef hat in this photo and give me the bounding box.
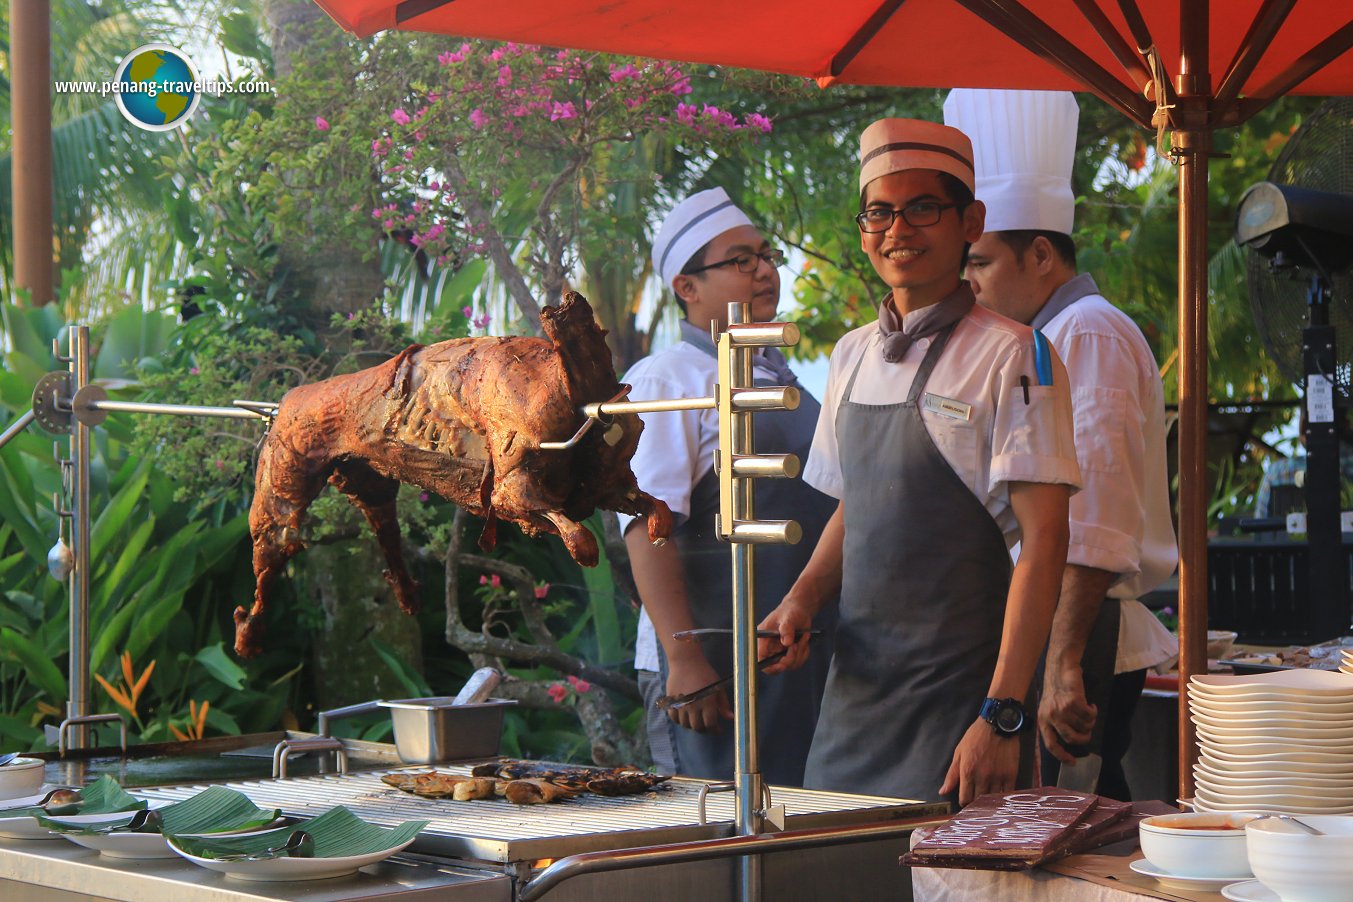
[651,188,756,289]
[858,118,975,196]
[943,88,1079,234]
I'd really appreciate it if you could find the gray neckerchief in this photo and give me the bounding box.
[678,318,799,387]
[1030,272,1101,331]
[875,283,976,363]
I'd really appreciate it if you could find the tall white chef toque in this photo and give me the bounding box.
[942,88,1078,234]
[652,188,755,290]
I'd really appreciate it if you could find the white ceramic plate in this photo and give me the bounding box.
[1191,711,1353,731]
[1201,752,1353,775]
[1189,699,1353,721]
[1193,789,1353,815]
[1221,879,1281,901]
[0,793,170,840]
[51,809,281,859]
[1190,691,1353,710]
[1195,771,1353,793]
[168,836,417,882]
[1191,671,1353,696]
[1129,859,1252,891]
[1202,744,1353,764]
[1195,763,1353,787]
[60,830,182,859]
[1195,725,1353,745]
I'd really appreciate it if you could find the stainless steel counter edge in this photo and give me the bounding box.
[0,838,511,902]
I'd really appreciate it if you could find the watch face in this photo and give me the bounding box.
[995,703,1024,733]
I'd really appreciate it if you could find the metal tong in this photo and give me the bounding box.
[672,628,821,643]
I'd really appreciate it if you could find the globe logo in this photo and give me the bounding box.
[113,43,201,131]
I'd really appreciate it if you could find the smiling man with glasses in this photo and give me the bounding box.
[758,118,1081,808]
[617,188,837,787]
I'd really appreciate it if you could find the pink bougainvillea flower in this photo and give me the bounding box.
[534,582,550,600]
[745,113,773,134]
[314,116,330,131]
[490,574,501,588]
[391,108,411,125]
[497,65,513,86]
[478,575,489,585]
[547,683,568,704]
[469,108,489,129]
[462,305,473,318]
[189,366,200,375]
[549,101,576,121]
[419,492,429,502]
[566,675,591,693]
[675,103,697,126]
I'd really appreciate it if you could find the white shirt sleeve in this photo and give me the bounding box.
[1057,327,1151,577]
[801,331,867,500]
[988,335,1081,495]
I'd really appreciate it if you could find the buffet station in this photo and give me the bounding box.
[0,299,949,901]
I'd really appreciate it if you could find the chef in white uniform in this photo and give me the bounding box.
[622,188,837,783]
[759,118,1081,805]
[946,88,1178,800]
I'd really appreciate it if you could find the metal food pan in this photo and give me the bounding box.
[378,698,516,764]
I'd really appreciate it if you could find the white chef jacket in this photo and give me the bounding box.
[803,301,1082,546]
[1032,274,1179,674]
[619,339,794,672]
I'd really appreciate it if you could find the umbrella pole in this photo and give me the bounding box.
[1174,0,1211,807]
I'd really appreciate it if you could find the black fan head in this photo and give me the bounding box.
[1246,98,1353,391]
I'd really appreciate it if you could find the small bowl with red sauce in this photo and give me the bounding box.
[1138,812,1259,879]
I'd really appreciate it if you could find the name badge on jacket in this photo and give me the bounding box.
[922,392,972,421]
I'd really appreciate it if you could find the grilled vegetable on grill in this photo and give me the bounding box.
[452,777,497,801]
[503,779,577,805]
[236,291,673,657]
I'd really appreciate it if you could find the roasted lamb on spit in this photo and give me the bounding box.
[236,292,672,657]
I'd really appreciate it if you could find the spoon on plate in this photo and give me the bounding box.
[214,830,314,861]
[1262,814,1325,835]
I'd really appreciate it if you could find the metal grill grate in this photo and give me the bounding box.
[136,765,933,863]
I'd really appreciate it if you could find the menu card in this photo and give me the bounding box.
[903,788,1151,871]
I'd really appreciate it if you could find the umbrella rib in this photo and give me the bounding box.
[957,0,1153,128]
[1070,0,1152,91]
[829,0,909,77]
[1240,20,1353,118]
[1213,0,1297,122]
[397,0,456,25]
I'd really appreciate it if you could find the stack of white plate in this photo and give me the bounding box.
[1189,670,1353,815]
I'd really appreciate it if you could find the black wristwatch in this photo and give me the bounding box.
[978,697,1027,737]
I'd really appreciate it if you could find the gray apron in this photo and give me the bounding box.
[803,322,1030,803]
[657,363,837,787]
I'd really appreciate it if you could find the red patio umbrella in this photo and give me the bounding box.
[314,0,1353,803]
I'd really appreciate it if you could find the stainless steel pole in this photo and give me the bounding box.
[0,409,36,450]
[726,302,763,902]
[67,327,92,751]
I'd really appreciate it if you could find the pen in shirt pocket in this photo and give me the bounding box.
[1020,375,1030,405]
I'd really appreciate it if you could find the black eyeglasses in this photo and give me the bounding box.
[855,202,964,233]
[686,248,785,275]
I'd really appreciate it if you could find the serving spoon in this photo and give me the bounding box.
[213,830,314,862]
[1262,814,1325,835]
[0,752,20,767]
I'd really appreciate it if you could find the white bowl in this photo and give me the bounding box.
[1247,815,1353,902]
[1138,812,1257,878]
[1208,630,1239,659]
[0,758,45,802]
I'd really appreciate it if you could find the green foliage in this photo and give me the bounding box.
[0,302,306,750]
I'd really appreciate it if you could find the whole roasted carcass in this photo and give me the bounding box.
[236,292,671,657]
